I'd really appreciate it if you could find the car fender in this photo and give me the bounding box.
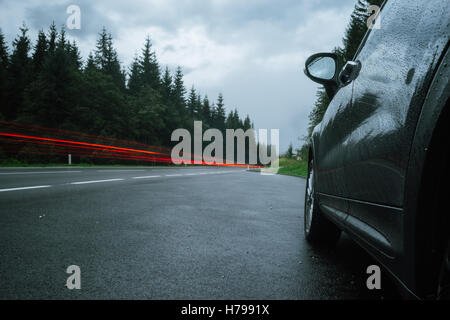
[403,44,450,296]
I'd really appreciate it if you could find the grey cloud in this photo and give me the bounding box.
[1,0,357,151]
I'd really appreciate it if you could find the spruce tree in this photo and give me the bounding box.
[32,30,47,75]
[0,29,8,119]
[47,22,57,56]
[173,66,186,119]
[128,56,142,95]
[159,66,179,144]
[85,52,97,72]
[67,40,82,70]
[25,26,82,128]
[243,115,252,131]
[160,66,173,104]
[94,28,124,89]
[0,29,8,69]
[195,94,203,120]
[6,24,31,120]
[187,86,197,119]
[226,111,234,129]
[140,36,160,90]
[214,93,226,132]
[201,95,212,127]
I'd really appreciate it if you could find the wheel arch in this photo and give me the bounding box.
[404,46,450,298]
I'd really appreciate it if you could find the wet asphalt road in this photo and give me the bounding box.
[0,167,400,299]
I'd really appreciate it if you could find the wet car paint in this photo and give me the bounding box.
[309,0,450,297]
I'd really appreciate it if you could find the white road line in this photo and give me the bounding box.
[132,175,161,179]
[0,185,51,192]
[0,171,82,175]
[70,179,124,185]
[165,174,183,177]
[184,173,199,176]
[96,170,146,172]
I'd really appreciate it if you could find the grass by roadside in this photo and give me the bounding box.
[277,157,308,178]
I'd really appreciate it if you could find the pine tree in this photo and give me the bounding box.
[127,38,166,144]
[233,109,242,129]
[159,66,179,144]
[32,30,47,75]
[24,26,83,128]
[173,66,186,117]
[6,24,31,120]
[0,29,8,119]
[243,115,252,131]
[47,22,57,56]
[225,109,241,130]
[128,56,142,95]
[140,36,160,90]
[226,111,233,128]
[210,102,217,128]
[94,27,110,70]
[160,66,173,104]
[85,52,97,72]
[67,40,82,70]
[187,86,197,119]
[81,46,129,138]
[195,94,203,120]
[214,93,226,132]
[0,29,8,69]
[201,95,212,127]
[242,114,255,164]
[94,28,124,89]
[57,25,67,51]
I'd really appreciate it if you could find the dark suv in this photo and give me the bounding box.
[303,0,449,299]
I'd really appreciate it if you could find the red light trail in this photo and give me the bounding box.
[0,122,264,168]
[0,133,166,156]
[0,120,171,153]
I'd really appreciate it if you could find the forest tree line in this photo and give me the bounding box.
[0,23,255,163]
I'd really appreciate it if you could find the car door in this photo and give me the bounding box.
[341,0,449,256]
[314,82,354,218]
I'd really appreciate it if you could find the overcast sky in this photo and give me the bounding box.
[0,0,356,152]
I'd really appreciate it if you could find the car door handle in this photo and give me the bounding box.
[339,61,362,85]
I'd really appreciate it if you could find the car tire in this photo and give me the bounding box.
[437,239,450,300]
[304,158,341,244]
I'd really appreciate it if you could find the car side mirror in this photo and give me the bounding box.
[304,53,339,99]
